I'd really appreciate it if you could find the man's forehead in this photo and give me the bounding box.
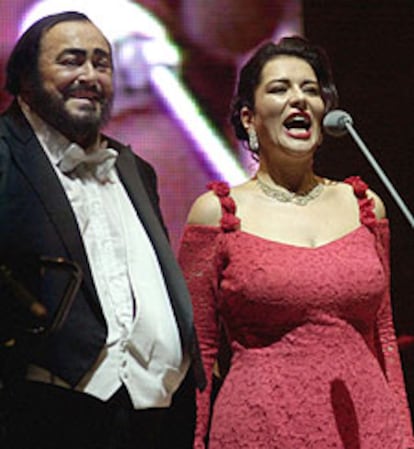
[41,20,111,54]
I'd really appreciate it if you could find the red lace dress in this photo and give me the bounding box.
[179,177,414,449]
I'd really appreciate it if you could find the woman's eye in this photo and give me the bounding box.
[269,86,287,94]
[303,86,320,95]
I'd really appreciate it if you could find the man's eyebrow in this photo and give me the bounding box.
[57,48,111,58]
[56,48,85,60]
[93,48,111,59]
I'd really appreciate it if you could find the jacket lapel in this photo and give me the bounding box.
[3,105,101,314]
[116,148,194,353]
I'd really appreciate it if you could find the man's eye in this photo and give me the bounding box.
[60,58,79,67]
[95,60,111,71]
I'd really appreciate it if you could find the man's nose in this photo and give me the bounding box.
[78,60,99,83]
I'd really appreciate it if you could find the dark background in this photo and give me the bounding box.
[303,0,414,413]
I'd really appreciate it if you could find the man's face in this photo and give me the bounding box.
[28,20,114,146]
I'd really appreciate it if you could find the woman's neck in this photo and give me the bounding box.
[258,161,319,195]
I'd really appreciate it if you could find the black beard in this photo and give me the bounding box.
[28,82,113,148]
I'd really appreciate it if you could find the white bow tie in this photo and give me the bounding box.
[58,143,118,183]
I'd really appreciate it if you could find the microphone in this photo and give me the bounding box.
[323,109,414,229]
[323,109,353,137]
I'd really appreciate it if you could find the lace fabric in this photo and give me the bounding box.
[178,177,414,449]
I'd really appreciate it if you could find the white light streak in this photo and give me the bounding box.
[150,66,247,184]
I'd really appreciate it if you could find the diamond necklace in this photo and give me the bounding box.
[256,173,324,206]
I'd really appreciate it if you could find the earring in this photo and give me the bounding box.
[247,128,259,152]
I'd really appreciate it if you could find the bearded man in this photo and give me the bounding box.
[0,11,203,449]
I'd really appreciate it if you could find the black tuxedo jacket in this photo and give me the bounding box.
[0,102,203,390]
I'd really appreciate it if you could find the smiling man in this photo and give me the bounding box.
[25,19,114,148]
[0,11,202,449]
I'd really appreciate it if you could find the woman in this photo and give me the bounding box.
[178,37,414,448]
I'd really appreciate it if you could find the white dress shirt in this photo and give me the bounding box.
[20,99,189,409]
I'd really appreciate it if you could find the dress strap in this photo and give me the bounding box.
[344,176,377,229]
[207,181,240,232]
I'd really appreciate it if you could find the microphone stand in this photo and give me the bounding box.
[343,119,414,229]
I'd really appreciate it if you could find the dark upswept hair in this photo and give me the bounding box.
[5,11,96,96]
[230,36,339,143]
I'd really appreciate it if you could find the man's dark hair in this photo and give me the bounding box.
[6,11,91,96]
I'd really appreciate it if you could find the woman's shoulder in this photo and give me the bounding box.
[333,176,387,220]
[366,188,387,220]
[186,180,250,227]
[187,190,223,226]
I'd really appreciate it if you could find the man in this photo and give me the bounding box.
[0,11,203,449]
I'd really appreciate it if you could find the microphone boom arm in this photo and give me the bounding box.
[344,121,414,229]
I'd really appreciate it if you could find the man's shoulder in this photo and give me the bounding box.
[0,105,15,142]
[0,116,6,136]
[0,103,14,134]
[0,101,31,139]
[103,134,154,171]
[101,134,126,151]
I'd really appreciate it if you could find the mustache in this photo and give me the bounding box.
[63,84,104,101]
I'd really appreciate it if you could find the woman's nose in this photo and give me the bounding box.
[289,86,306,108]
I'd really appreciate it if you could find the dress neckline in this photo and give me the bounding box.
[207,177,380,237]
[234,224,366,250]
[185,222,368,251]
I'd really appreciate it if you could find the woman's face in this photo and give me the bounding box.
[242,55,325,161]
